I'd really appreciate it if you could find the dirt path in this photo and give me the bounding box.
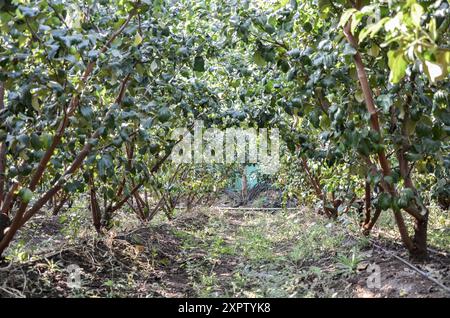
[0,209,448,298]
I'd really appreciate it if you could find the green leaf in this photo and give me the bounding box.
[142,118,153,129]
[351,11,364,33]
[355,90,364,103]
[287,48,301,58]
[318,0,332,11]
[133,32,143,46]
[378,192,392,211]
[31,95,39,111]
[40,133,53,149]
[80,105,93,118]
[157,106,172,123]
[428,17,437,41]
[387,50,407,83]
[18,6,39,18]
[177,46,189,57]
[377,94,393,113]
[98,155,113,177]
[343,43,357,56]
[423,50,450,83]
[253,51,266,66]
[65,180,83,193]
[339,8,357,27]
[423,60,444,83]
[359,18,389,43]
[410,3,424,28]
[367,44,380,57]
[264,24,276,34]
[17,134,30,147]
[193,56,205,72]
[401,188,415,200]
[404,118,417,136]
[150,60,159,73]
[302,22,312,32]
[48,81,64,93]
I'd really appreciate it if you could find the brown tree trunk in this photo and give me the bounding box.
[0,82,6,206]
[363,207,381,235]
[363,181,371,226]
[133,192,146,221]
[396,93,428,260]
[0,182,18,215]
[89,179,101,233]
[0,213,10,244]
[52,194,69,216]
[411,211,429,261]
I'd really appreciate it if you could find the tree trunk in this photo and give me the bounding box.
[0,82,6,206]
[363,181,371,226]
[410,211,429,261]
[0,213,10,244]
[89,183,101,233]
[363,207,381,235]
[52,195,68,216]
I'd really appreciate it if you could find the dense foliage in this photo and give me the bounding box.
[0,0,448,261]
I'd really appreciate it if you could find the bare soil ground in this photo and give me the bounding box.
[0,208,448,298]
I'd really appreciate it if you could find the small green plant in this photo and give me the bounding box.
[335,247,364,275]
[45,258,62,273]
[195,272,219,297]
[237,227,274,261]
[5,240,31,263]
[209,237,234,259]
[231,272,247,291]
[59,211,84,240]
[103,279,115,288]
